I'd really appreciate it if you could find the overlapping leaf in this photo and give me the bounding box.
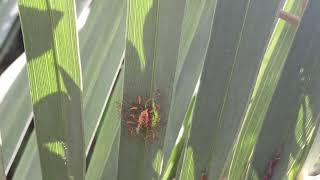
[118,0,187,179]
[13,0,126,178]
[248,0,320,179]
[19,0,85,179]
[0,0,93,173]
[225,0,303,179]
[161,0,216,177]
[0,134,6,180]
[162,95,197,179]
[177,0,281,179]
[0,54,32,174]
[302,128,320,178]
[86,72,123,180]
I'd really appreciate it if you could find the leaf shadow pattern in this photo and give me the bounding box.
[32,66,84,180]
[178,0,283,179]
[18,5,63,60]
[250,2,320,178]
[19,5,85,180]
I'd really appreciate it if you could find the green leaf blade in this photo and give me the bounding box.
[161,0,217,176]
[178,0,281,179]
[118,0,187,179]
[81,0,126,151]
[18,0,85,179]
[162,95,197,179]
[12,132,42,180]
[0,134,6,180]
[86,72,123,180]
[13,0,126,178]
[248,0,320,179]
[0,54,33,173]
[225,0,303,178]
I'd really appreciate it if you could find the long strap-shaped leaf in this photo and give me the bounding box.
[0,134,6,180]
[0,0,95,173]
[162,95,197,179]
[18,0,85,180]
[248,0,320,179]
[118,0,187,179]
[13,0,127,178]
[225,0,303,179]
[0,54,33,174]
[177,0,281,179]
[86,72,123,180]
[161,0,217,176]
[80,0,126,153]
[302,127,320,178]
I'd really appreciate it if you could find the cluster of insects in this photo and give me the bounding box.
[120,90,161,141]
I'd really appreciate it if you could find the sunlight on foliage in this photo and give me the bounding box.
[295,95,314,148]
[27,50,59,104]
[127,0,154,69]
[43,141,67,161]
[226,0,302,178]
[286,94,316,179]
[288,154,301,180]
[249,168,260,180]
[179,147,195,180]
[153,149,163,175]
[18,1,48,10]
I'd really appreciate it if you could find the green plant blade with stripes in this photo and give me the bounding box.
[177,0,281,179]
[86,72,123,180]
[80,0,126,153]
[12,132,42,180]
[13,0,126,178]
[302,127,320,178]
[0,0,94,173]
[161,0,216,177]
[118,0,187,179]
[225,0,304,179]
[248,0,320,179]
[18,0,85,179]
[305,102,320,179]
[162,95,197,179]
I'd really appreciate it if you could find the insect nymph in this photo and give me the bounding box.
[263,148,281,180]
[121,90,161,141]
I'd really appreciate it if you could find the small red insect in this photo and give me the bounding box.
[200,169,208,180]
[136,109,150,133]
[277,0,309,26]
[263,148,282,180]
[278,10,300,25]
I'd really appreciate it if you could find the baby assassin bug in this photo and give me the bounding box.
[120,90,161,141]
[263,147,282,180]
